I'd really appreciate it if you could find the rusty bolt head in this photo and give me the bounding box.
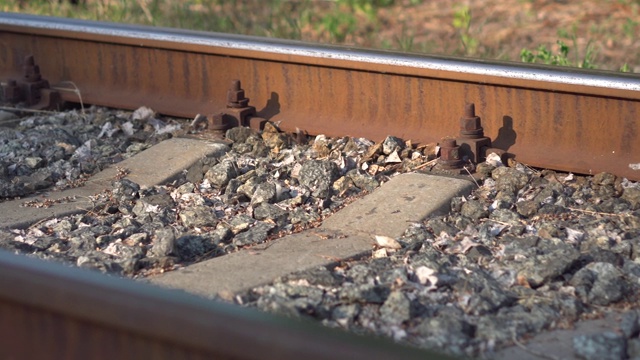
[460,103,484,138]
[440,138,459,160]
[441,138,456,150]
[209,112,230,132]
[227,80,250,108]
[438,137,464,169]
[2,79,21,103]
[24,65,42,82]
[23,56,42,82]
[464,103,475,117]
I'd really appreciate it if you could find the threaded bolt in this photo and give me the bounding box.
[442,138,456,150]
[2,79,21,103]
[23,55,42,82]
[465,103,475,117]
[227,79,250,108]
[460,102,483,139]
[209,112,230,135]
[438,137,463,169]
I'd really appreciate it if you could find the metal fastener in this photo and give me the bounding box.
[219,79,257,129]
[23,55,42,83]
[2,79,21,103]
[227,80,250,108]
[209,112,231,136]
[457,103,491,163]
[438,138,464,169]
[460,103,484,138]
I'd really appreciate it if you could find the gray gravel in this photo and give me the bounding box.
[236,162,640,359]
[2,106,640,359]
[0,107,435,278]
[0,106,178,198]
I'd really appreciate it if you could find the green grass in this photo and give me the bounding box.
[452,4,479,56]
[520,39,598,69]
[1,0,635,72]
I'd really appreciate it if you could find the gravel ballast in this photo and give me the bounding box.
[236,161,640,358]
[2,106,640,359]
[0,106,438,277]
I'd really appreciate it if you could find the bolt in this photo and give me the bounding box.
[465,103,475,117]
[460,102,484,138]
[209,112,230,135]
[23,55,42,82]
[2,79,21,103]
[438,137,463,169]
[227,79,250,108]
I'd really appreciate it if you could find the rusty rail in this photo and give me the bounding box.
[0,13,640,179]
[2,13,640,358]
[0,250,450,359]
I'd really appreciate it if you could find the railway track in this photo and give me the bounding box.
[2,12,640,359]
[2,13,640,179]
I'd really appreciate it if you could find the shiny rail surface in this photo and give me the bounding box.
[0,250,450,359]
[2,13,640,179]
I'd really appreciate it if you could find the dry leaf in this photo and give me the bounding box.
[374,235,402,249]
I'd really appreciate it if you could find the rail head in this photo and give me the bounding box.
[1,12,640,99]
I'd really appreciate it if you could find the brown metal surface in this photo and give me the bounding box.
[0,250,451,360]
[456,103,492,164]
[438,138,463,170]
[1,13,640,179]
[0,300,217,360]
[1,54,61,109]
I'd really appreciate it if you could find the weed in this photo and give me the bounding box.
[623,18,639,38]
[452,4,479,56]
[318,10,357,43]
[4,0,636,71]
[307,0,397,44]
[521,39,598,69]
[394,23,415,52]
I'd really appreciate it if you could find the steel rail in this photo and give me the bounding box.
[0,250,452,359]
[1,13,640,179]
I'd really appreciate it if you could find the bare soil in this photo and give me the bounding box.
[10,0,640,71]
[307,0,640,72]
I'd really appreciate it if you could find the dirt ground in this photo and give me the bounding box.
[363,0,640,71]
[8,0,640,71]
[291,0,640,72]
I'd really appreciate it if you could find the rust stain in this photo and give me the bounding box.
[1,30,639,179]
